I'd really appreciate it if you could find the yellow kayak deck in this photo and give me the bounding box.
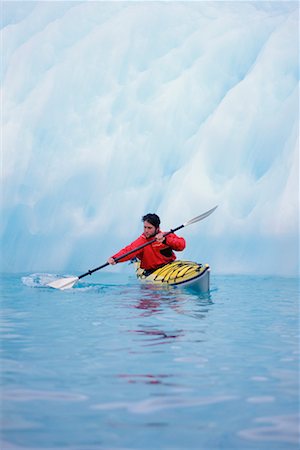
[135,260,210,292]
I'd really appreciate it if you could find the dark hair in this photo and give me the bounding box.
[142,213,160,228]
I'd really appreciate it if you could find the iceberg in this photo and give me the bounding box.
[1,1,299,276]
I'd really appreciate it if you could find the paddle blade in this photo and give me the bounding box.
[184,205,218,227]
[46,276,79,290]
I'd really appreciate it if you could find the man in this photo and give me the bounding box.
[107,213,186,273]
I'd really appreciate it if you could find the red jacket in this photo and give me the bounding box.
[112,231,186,270]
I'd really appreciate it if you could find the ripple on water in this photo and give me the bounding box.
[3,389,87,402]
[92,394,237,413]
[238,414,300,444]
[246,396,275,403]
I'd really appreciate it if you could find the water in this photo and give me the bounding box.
[0,272,299,449]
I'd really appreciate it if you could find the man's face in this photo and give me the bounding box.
[143,220,157,238]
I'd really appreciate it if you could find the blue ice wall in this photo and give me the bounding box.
[1,1,299,275]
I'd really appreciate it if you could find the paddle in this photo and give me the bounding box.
[47,205,218,290]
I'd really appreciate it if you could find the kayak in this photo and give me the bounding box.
[46,207,217,291]
[135,260,210,293]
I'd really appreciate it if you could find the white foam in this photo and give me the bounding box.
[21,273,59,288]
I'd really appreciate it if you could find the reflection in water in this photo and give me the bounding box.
[130,328,185,346]
[134,298,162,316]
[118,374,173,385]
[117,285,213,398]
[131,284,213,319]
[126,285,214,348]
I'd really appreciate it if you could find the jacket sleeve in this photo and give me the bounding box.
[165,233,186,251]
[112,236,145,262]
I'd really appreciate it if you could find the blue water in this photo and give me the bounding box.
[0,272,299,449]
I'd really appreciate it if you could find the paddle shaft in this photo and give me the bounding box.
[77,225,184,280]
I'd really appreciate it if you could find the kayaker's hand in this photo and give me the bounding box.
[108,257,116,265]
[156,232,166,244]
